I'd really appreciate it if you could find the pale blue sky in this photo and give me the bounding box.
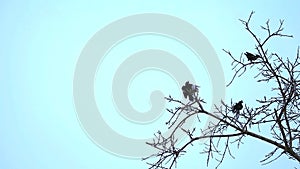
[1,1,300,169]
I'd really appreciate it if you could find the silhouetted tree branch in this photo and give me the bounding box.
[143,11,300,169]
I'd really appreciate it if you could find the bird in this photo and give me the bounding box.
[244,52,260,62]
[232,100,243,113]
[181,81,198,101]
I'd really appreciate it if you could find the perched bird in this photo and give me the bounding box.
[181,81,198,101]
[232,100,243,113]
[244,52,260,62]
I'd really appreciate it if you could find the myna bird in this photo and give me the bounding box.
[244,52,260,62]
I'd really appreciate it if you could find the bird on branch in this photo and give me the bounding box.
[181,81,199,102]
[244,52,260,62]
[232,100,243,113]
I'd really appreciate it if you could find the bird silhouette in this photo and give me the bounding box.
[244,52,260,62]
[181,81,198,101]
[232,100,243,113]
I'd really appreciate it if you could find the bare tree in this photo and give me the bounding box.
[143,11,300,169]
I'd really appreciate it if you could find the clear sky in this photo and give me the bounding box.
[1,1,300,169]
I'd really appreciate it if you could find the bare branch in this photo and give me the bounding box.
[144,11,300,169]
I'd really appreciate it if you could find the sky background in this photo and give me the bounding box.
[1,1,300,169]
